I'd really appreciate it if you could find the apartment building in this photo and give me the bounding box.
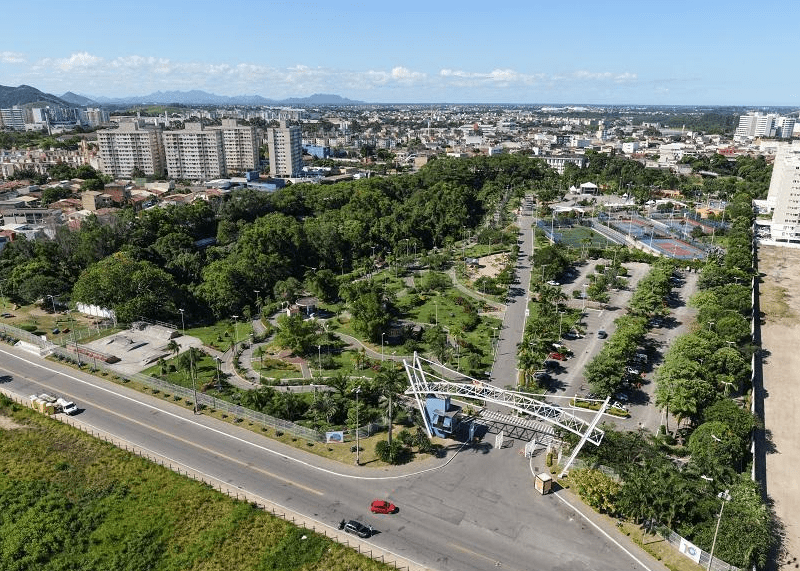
[0,107,26,130]
[214,119,258,173]
[735,112,796,141]
[97,120,165,178]
[766,142,800,244]
[162,122,226,180]
[266,120,303,177]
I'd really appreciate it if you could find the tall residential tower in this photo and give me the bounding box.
[266,120,303,178]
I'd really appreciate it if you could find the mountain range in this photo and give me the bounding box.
[0,84,363,107]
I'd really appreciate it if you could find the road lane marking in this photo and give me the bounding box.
[529,458,656,571]
[449,542,523,570]
[0,347,465,481]
[74,397,324,496]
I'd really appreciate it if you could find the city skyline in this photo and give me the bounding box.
[1,0,797,106]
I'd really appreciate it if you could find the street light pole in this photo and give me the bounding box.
[381,332,385,361]
[706,489,731,571]
[231,315,239,353]
[179,308,198,414]
[354,386,362,465]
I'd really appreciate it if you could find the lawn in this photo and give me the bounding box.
[186,320,254,352]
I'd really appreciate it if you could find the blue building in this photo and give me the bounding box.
[304,145,331,159]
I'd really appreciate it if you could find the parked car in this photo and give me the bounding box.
[597,330,608,339]
[341,519,372,538]
[547,352,566,361]
[625,366,640,375]
[546,280,560,286]
[1,312,13,318]
[370,499,397,514]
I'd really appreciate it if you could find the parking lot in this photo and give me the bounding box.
[546,263,699,432]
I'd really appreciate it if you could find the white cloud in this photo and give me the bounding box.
[41,52,104,72]
[19,51,640,101]
[0,51,25,64]
[442,67,635,87]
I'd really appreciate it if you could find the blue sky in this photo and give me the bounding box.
[1,0,797,105]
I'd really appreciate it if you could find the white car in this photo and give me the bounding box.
[56,397,78,415]
[546,280,560,286]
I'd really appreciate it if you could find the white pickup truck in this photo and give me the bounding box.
[55,397,78,415]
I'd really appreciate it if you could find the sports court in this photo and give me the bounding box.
[648,238,706,260]
[551,226,615,248]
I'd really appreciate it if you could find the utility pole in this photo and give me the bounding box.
[354,386,362,465]
[179,308,198,414]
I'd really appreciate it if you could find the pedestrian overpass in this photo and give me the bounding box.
[403,352,609,476]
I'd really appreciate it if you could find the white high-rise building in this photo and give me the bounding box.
[735,112,795,141]
[266,120,303,177]
[766,142,800,244]
[97,120,165,178]
[213,118,258,173]
[162,122,226,180]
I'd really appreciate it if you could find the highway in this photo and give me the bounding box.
[0,343,664,571]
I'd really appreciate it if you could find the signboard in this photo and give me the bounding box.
[325,431,344,444]
[678,537,702,564]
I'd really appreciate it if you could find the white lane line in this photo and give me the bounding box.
[0,347,465,480]
[528,457,655,571]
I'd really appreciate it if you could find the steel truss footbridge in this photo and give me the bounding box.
[403,352,610,476]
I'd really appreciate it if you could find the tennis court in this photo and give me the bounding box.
[662,217,714,235]
[649,237,706,260]
[608,218,653,239]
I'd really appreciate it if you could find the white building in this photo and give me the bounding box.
[266,120,303,178]
[765,142,800,244]
[213,119,259,174]
[97,120,165,178]
[162,122,226,180]
[735,112,795,141]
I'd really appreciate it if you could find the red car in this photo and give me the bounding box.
[370,499,397,514]
[548,352,566,361]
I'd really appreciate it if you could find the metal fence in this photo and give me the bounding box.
[0,318,382,444]
[658,527,741,571]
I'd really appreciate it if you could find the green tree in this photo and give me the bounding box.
[273,313,319,355]
[71,252,180,322]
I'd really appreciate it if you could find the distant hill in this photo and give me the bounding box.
[1,84,364,108]
[0,84,74,108]
[60,91,97,106]
[90,90,363,106]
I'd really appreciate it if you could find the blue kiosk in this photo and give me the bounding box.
[424,395,462,438]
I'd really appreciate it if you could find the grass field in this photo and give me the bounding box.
[0,395,396,571]
[554,226,614,248]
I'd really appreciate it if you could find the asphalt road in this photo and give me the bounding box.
[0,343,665,571]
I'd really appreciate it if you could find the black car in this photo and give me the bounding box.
[597,330,608,339]
[342,519,372,538]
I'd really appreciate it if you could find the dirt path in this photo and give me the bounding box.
[758,245,800,569]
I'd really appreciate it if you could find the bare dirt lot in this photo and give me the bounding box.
[0,414,24,430]
[758,245,800,569]
[467,252,507,280]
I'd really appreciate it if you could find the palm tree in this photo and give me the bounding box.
[166,339,180,359]
[253,345,265,369]
[375,365,406,453]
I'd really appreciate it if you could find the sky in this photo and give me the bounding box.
[1,0,798,106]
